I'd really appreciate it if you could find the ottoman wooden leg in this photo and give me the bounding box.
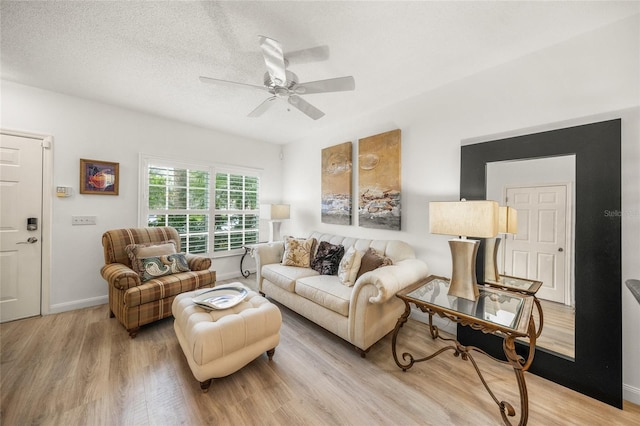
[267,348,276,360]
[200,379,212,392]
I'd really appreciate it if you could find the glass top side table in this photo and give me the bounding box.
[392,275,536,426]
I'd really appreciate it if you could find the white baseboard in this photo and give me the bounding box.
[49,295,108,314]
[46,270,254,316]
[624,383,640,405]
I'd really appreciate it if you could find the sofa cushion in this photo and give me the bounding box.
[283,236,316,268]
[311,241,345,275]
[262,264,318,292]
[338,246,362,287]
[295,275,351,317]
[140,253,190,282]
[356,247,393,280]
[125,240,177,279]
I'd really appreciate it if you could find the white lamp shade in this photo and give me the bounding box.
[260,204,290,221]
[429,200,499,238]
[498,206,518,234]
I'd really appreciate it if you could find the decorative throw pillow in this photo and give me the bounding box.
[311,241,345,275]
[140,253,190,282]
[338,246,363,286]
[125,240,177,279]
[355,247,393,280]
[282,237,317,268]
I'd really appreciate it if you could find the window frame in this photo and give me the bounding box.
[212,166,261,256]
[138,154,262,258]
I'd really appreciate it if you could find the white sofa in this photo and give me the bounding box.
[254,231,429,356]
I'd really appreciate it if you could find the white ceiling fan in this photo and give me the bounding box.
[200,36,355,120]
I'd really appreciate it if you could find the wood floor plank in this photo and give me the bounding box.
[1,275,638,425]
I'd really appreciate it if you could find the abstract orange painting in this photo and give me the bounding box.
[358,129,401,230]
[321,142,352,225]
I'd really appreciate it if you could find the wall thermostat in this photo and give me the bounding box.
[56,186,72,198]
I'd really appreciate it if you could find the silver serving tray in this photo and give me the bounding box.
[192,286,248,310]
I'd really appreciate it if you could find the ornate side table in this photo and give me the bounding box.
[484,274,543,338]
[239,243,265,278]
[392,275,536,426]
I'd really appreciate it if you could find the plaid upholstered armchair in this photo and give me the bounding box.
[101,227,216,337]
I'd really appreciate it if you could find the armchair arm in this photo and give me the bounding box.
[101,263,141,290]
[353,258,430,304]
[253,242,285,289]
[184,254,212,271]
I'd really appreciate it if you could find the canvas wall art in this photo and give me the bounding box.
[321,141,352,225]
[358,129,401,230]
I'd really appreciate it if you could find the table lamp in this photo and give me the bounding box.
[484,206,518,282]
[429,200,499,300]
[260,204,290,242]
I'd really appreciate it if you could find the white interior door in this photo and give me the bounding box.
[504,184,570,304]
[0,133,43,322]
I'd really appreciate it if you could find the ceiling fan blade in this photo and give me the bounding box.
[199,76,267,92]
[248,96,277,117]
[293,76,355,95]
[258,36,287,86]
[285,45,330,64]
[288,95,325,120]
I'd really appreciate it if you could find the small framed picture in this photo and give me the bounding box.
[79,158,119,195]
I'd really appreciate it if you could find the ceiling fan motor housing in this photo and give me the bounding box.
[264,70,298,94]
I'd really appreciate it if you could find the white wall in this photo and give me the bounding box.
[0,80,283,310]
[281,15,640,403]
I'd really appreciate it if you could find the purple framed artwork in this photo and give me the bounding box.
[79,158,119,195]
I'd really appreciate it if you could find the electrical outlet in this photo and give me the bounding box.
[71,216,97,225]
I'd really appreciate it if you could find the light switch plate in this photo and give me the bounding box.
[71,216,96,225]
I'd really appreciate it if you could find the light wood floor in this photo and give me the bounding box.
[2,276,638,425]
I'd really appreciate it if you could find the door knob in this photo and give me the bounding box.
[16,237,38,244]
[558,247,564,252]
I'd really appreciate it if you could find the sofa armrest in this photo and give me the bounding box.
[184,254,212,271]
[253,242,285,289]
[101,263,141,290]
[353,258,429,304]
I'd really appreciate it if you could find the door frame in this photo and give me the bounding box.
[1,129,53,316]
[503,182,574,306]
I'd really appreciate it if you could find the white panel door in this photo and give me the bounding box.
[0,133,43,322]
[504,185,569,304]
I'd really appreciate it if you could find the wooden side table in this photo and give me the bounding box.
[484,275,544,338]
[392,275,536,426]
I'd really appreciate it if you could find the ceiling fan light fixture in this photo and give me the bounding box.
[200,35,354,120]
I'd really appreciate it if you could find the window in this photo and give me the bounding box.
[140,155,260,256]
[213,172,260,252]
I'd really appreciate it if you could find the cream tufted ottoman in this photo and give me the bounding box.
[172,283,282,392]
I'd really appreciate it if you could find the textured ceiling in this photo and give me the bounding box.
[2,1,638,144]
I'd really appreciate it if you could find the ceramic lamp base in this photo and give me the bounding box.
[484,237,501,283]
[448,239,480,301]
[268,221,282,243]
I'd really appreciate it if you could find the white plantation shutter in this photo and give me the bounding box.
[140,155,260,255]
